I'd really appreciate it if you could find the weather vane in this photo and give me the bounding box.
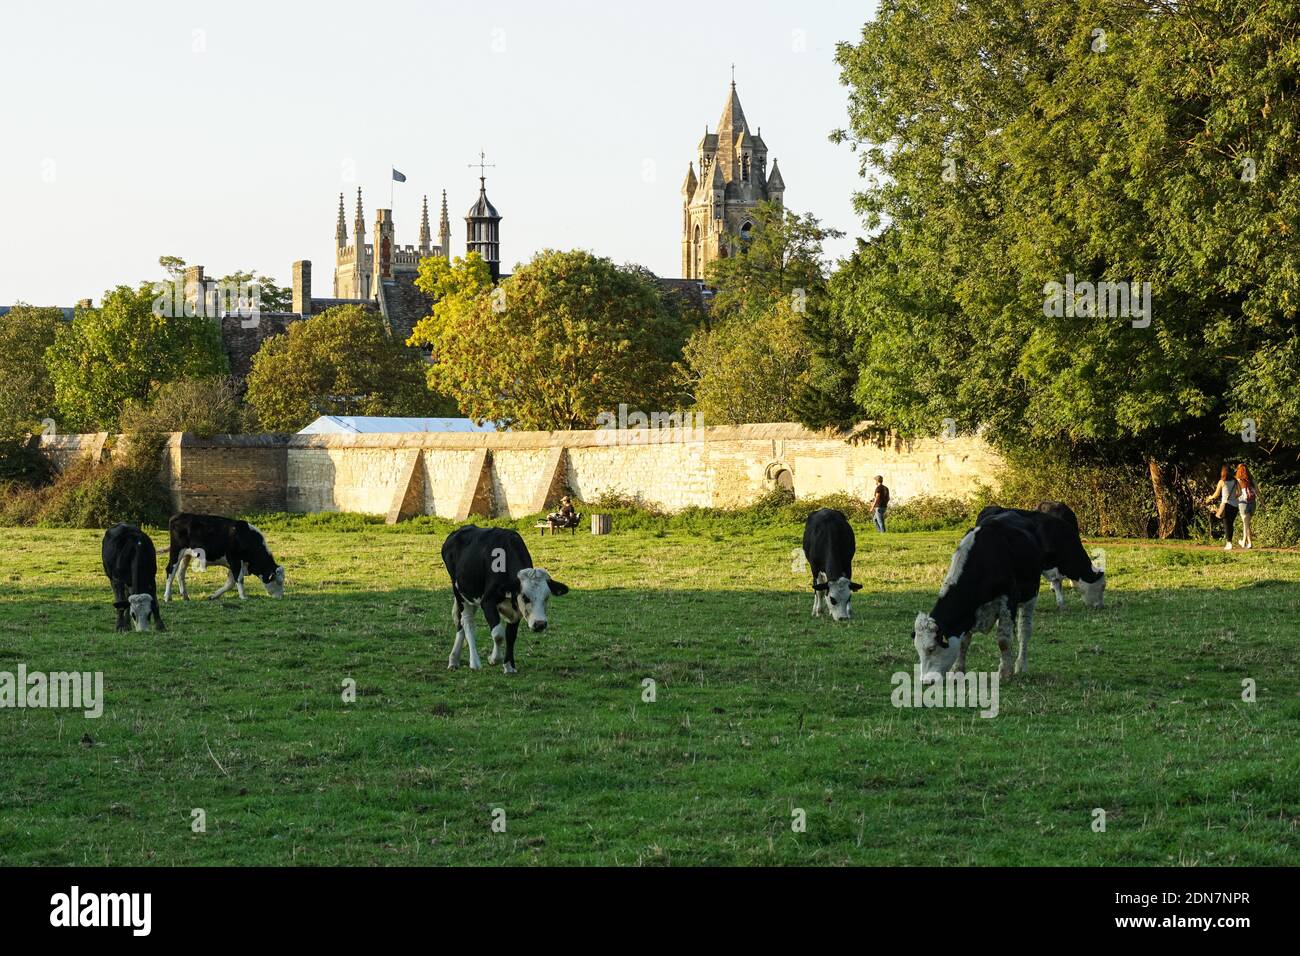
[469,149,496,182]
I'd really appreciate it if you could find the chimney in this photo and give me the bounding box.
[292,260,312,315]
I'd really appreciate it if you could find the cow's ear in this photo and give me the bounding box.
[547,578,569,597]
[812,582,829,591]
[849,581,863,591]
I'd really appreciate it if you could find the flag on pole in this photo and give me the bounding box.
[392,168,407,183]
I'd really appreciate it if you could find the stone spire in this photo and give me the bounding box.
[353,187,366,243]
[335,192,347,247]
[438,190,451,261]
[419,194,432,254]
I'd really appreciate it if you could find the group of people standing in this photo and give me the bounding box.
[1204,464,1259,550]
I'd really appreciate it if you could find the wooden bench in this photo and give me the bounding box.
[535,513,582,536]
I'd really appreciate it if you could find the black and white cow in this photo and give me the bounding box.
[441,525,569,674]
[801,508,862,621]
[975,502,1106,610]
[913,511,1043,683]
[163,513,285,601]
[102,523,165,632]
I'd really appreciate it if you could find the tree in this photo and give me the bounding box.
[682,203,841,425]
[119,376,250,437]
[705,200,842,325]
[0,304,62,439]
[832,0,1300,536]
[680,297,812,424]
[157,255,291,313]
[45,285,227,432]
[409,250,691,430]
[245,304,448,432]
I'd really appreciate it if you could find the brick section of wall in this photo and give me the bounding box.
[39,425,1002,519]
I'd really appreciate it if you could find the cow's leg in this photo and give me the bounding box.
[503,620,520,674]
[1044,569,1065,610]
[459,605,482,671]
[479,604,504,672]
[163,555,176,602]
[209,568,237,600]
[955,632,973,674]
[152,597,166,632]
[112,581,129,632]
[448,593,465,669]
[177,552,192,600]
[995,601,1015,680]
[1015,596,1037,675]
[811,571,823,617]
[235,562,247,600]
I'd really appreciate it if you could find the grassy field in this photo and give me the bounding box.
[0,518,1297,866]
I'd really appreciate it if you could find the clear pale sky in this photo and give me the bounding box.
[0,0,877,305]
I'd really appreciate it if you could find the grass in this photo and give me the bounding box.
[0,519,1296,866]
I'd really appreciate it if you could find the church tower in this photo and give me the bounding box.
[466,170,502,281]
[681,77,783,280]
[438,191,452,263]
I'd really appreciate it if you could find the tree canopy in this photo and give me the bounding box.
[45,286,228,433]
[0,304,62,440]
[245,304,448,432]
[409,250,691,430]
[829,0,1300,533]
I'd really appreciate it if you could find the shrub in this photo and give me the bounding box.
[119,377,249,437]
[992,452,1153,537]
[1244,484,1300,549]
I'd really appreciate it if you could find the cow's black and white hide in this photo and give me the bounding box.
[163,513,285,601]
[441,525,569,674]
[801,508,862,620]
[102,523,165,632]
[913,513,1044,683]
[974,503,1105,610]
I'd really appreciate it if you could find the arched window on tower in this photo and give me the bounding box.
[741,154,750,183]
[693,224,702,278]
[741,220,753,243]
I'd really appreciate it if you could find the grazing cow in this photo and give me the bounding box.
[913,512,1043,683]
[974,502,1105,610]
[441,525,569,674]
[801,508,862,621]
[102,523,165,632]
[163,513,285,601]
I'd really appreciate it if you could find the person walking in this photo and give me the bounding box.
[870,476,889,533]
[1203,465,1240,550]
[1235,464,1257,550]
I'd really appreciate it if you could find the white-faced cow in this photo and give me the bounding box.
[102,523,165,632]
[441,525,569,674]
[163,513,285,601]
[913,512,1043,683]
[975,503,1106,610]
[802,508,862,620]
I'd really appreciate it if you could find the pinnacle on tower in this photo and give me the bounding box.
[335,192,347,247]
[419,194,432,253]
[353,187,366,240]
[438,190,451,261]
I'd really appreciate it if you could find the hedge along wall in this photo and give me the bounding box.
[38,424,1003,520]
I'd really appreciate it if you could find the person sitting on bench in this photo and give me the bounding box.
[547,497,578,529]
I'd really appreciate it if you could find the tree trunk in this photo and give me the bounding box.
[1147,458,1183,539]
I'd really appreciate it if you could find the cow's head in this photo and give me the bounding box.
[128,593,156,632]
[515,567,569,633]
[260,566,286,598]
[1077,568,1105,609]
[913,612,961,684]
[813,572,862,621]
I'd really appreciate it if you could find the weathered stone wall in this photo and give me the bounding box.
[39,425,1002,519]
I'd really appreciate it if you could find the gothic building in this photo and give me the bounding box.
[333,188,451,299]
[681,80,785,280]
[465,173,503,281]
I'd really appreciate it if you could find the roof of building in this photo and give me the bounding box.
[466,179,500,219]
[299,416,499,435]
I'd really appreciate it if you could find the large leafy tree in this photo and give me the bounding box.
[681,203,842,424]
[833,0,1300,535]
[46,286,227,432]
[245,304,448,432]
[0,304,62,439]
[409,250,690,430]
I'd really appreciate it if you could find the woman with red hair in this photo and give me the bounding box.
[1203,465,1241,550]
[1236,464,1257,550]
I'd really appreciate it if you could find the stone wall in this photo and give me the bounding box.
[38,425,1002,520]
